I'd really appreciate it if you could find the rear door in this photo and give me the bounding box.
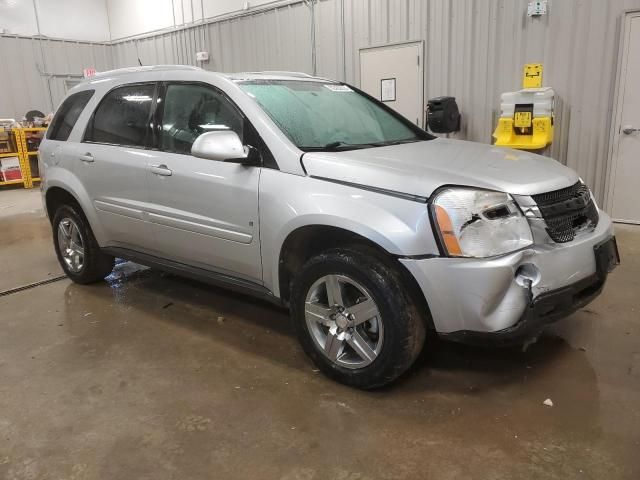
[145,82,262,282]
[76,83,157,251]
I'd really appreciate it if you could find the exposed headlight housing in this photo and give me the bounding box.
[579,178,599,210]
[431,188,533,258]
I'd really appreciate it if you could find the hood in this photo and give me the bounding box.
[301,138,579,199]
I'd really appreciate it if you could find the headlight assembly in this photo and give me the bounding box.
[579,178,598,210]
[431,188,533,258]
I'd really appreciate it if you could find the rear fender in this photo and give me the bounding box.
[43,166,107,245]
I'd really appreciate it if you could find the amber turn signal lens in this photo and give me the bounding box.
[434,205,463,256]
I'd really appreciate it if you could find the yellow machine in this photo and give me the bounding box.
[493,64,554,150]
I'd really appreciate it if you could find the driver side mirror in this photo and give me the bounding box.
[191,131,261,166]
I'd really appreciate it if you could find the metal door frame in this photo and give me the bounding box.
[358,40,425,127]
[605,10,640,223]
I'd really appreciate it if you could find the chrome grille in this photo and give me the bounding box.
[531,182,599,243]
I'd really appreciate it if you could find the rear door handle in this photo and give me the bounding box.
[150,164,172,176]
[79,153,94,163]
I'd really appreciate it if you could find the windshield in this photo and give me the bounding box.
[238,80,432,151]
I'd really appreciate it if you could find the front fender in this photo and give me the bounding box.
[259,170,439,297]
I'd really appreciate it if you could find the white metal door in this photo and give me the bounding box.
[609,13,640,223]
[359,41,424,127]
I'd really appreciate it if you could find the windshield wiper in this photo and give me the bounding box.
[300,138,422,152]
[369,138,422,147]
[301,141,394,152]
[323,141,380,150]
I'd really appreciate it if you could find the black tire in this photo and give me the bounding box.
[291,247,426,389]
[52,204,114,284]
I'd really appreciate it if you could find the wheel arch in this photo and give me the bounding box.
[45,186,82,221]
[43,173,106,245]
[276,224,433,330]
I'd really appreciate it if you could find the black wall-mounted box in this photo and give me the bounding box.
[427,96,461,134]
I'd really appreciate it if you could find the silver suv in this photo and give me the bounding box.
[40,66,619,388]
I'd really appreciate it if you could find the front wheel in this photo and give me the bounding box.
[291,248,426,389]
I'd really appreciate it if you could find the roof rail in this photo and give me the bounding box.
[93,65,202,78]
[245,71,316,78]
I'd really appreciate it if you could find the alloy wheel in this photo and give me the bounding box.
[304,274,384,369]
[57,217,85,273]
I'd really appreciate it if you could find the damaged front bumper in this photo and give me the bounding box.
[400,210,619,343]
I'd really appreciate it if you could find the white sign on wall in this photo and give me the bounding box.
[196,51,210,62]
[381,78,396,102]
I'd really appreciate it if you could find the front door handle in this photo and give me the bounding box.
[79,153,94,163]
[622,125,640,135]
[150,164,172,176]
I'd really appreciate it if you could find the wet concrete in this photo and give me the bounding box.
[0,189,639,479]
[0,188,63,292]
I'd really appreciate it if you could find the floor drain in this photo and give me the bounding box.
[0,275,68,297]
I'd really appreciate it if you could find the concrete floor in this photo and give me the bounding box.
[0,188,639,480]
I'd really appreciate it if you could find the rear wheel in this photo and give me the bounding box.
[52,205,114,284]
[291,247,426,389]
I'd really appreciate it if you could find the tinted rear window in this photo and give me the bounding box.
[46,90,94,141]
[85,84,155,147]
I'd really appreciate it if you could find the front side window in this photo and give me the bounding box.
[160,83,244,155]
[85,84,155,147]
[238,80,431,151]
[47,90,94,141]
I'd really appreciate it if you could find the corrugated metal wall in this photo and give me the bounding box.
[2,0,638,202]
[0,36,112,120]
[319,0,640,203]
[111,1,313,73]
[106,0,640,202]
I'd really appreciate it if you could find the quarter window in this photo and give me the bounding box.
[160,84,244,154]
[85,84,155,147]
[46,90,94,141]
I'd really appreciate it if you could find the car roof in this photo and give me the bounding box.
[226,71,337,83]
[88,65,336,83]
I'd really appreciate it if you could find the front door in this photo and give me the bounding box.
[146,82,262,283]
[359,41,424,127]
[609,12,640,223]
